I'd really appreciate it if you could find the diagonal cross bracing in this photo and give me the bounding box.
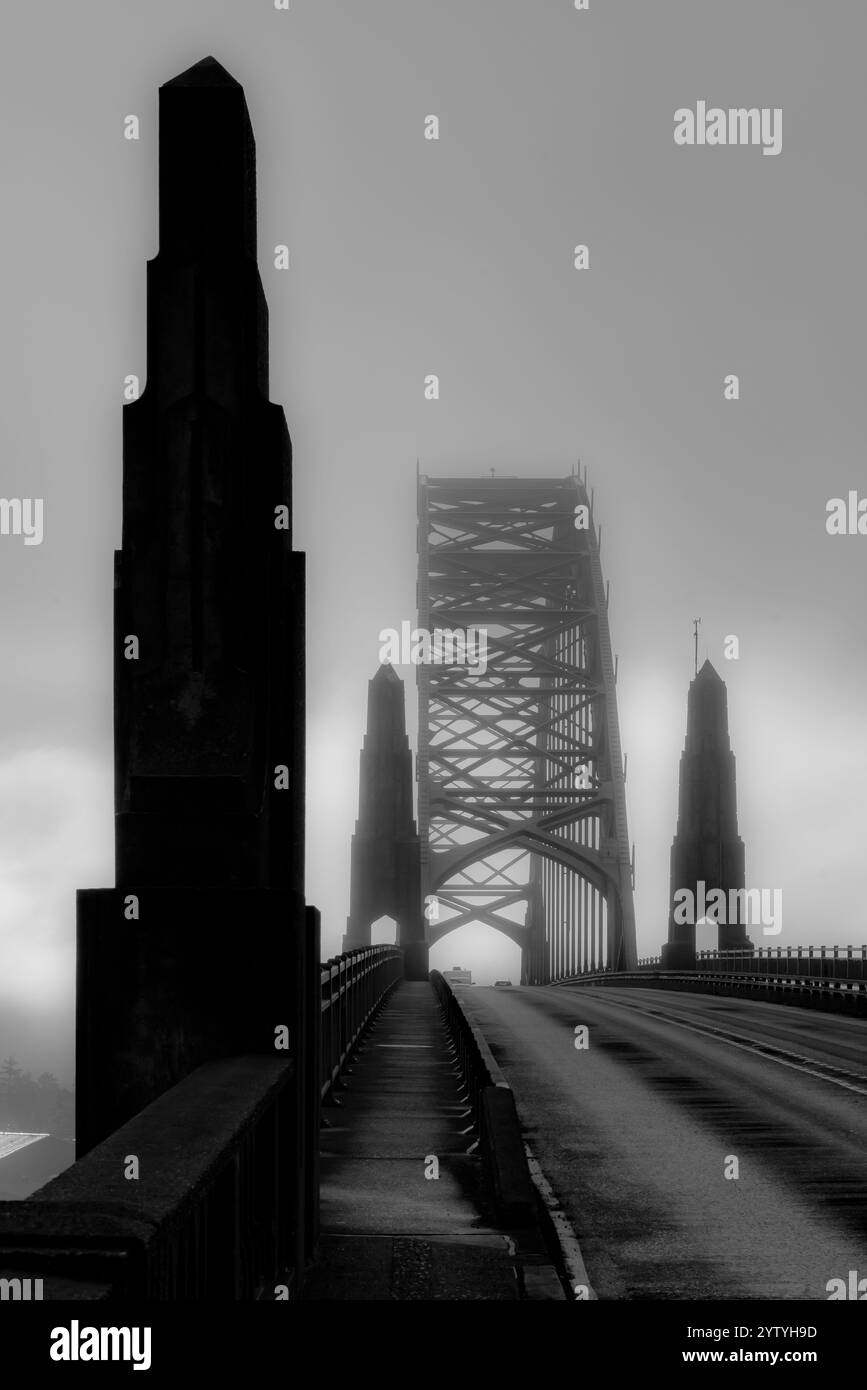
[417,474,637,984]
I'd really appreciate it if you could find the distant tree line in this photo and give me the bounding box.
[0,1057,74,1136]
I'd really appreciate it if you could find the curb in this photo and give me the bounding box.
[430,971,573,1300]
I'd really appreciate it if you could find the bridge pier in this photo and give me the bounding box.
[344,665,428,979]
[76,56,310,1152]
[662,661,751,970]
[0,56,322,1301]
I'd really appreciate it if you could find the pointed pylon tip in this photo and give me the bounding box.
[373,662,401,684]
[696,658,723,682]
[163,56,242,89]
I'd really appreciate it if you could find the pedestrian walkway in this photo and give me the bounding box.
[305,981,559,1299]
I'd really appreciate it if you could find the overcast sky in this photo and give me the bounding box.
[1,0,865,1077]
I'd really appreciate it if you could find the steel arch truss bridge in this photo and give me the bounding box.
[417,474,637,984]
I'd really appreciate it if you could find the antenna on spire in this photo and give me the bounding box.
[693,618,701,677]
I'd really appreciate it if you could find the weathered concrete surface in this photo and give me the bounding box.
[0,1056,294,1298]
[305,1233,522,1301]
[306,982,562,1299]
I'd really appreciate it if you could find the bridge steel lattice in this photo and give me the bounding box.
[417,473,637,985]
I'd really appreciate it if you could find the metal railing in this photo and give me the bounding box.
[695,946,867,980]
[320,945,403,1102]
[555,968,867,1016]
[585,946,867,980]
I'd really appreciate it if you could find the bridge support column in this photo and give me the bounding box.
[345,665,428,978]
[663,661,751,970]
[76,58,311,1186]
[660,940,697,971]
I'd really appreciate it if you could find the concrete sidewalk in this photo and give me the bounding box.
[305,981,563,1300]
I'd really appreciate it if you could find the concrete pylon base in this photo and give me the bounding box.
[660,941,696,971]
[76,885,306,1155]
[402,942,430,981]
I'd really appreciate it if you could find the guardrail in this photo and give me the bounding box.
[320,946,403,1102]
[615,947,867,978]
[555,968,867,1016]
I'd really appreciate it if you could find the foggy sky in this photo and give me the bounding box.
[1,0,865,1074]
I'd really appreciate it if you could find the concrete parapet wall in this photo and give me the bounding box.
[430,971,536,1228]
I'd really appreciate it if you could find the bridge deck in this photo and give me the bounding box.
[306,982,530,1299]
[458,984,867,1299]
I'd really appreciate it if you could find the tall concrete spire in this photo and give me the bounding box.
[662,660,751,968]
[159,56,257,265]
[344,666,428,979]
[76,58,310,1153]
[115,54,298,891]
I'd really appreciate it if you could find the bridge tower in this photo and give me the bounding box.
[417,473,636,984]
[344,665,428,979]
[662,660,751,968]
[75,56,311,1154]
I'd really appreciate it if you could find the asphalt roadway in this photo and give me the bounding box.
[458,984,867,1300]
